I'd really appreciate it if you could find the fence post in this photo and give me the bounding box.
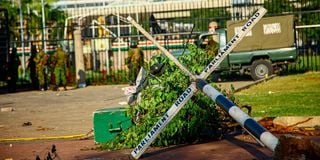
[74,29,86,88]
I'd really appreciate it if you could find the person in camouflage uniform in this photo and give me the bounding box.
[52,47,68,91]
[205,21,219,56]
[126,40,144,85]
[206,21,221,82]
[205,37,219,56]
[34,48,48,91]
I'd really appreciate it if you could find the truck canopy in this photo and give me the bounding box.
[227,15,295,52]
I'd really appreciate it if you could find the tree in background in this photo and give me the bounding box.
[0,1,19,41]
[263,0,294,15]
[0,0,66,45]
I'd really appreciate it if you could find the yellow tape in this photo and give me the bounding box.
[304,127,315,131]
[0,134,86,141]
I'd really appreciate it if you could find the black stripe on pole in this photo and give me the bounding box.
[244,119,267,139]
[215,95,234,113]
[196,79,207,91]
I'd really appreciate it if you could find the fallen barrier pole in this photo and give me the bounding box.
[196,79,278,151]
[128,7,276,159]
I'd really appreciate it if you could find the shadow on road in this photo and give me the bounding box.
[216,72,253,83]
[224,134,272,160]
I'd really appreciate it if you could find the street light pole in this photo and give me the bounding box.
[19,0,26,78]
[41,0,47,53]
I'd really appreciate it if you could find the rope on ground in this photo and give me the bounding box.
[0,134,86,142]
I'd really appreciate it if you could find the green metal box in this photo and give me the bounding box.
[93,107,132,143]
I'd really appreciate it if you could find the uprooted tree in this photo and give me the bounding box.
[100,44,237,150]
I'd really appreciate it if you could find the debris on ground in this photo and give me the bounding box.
[22,122,32,126]
[78,129,94,140]
[36,126,54,131]
[1,107,15,112]
[258,117,320,136]
[257,117,320,159]
[274,134,320,160]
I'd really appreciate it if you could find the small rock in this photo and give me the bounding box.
[118,101,127,105]
[1,107,14,112]
[22,122,32,126]
[268,91,274,94]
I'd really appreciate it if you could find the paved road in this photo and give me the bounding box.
[0,78,254,140]
[0,135,273,160]
[0,85,129,139]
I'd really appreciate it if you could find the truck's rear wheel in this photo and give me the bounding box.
[250,59,273,80]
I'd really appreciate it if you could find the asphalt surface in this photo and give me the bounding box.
[0,85,129,139]
[0,77,254,140]
[0,135,274,160]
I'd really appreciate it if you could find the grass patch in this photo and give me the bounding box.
[235,72,320,117]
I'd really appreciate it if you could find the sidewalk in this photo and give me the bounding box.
[0,85,128,139]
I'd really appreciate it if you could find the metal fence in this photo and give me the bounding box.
[1,0,320,90]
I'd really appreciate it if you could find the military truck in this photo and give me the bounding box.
[171,14,298,80]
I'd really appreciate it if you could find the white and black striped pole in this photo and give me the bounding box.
[196,79,278,151]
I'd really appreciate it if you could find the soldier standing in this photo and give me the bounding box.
[206,21,221,82]
[52,46,68,91]
[34,48,48,91]
[205,21,219,56]
[126,40,144,85]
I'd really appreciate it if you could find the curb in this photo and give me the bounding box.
[235,74,277,92]
[254,116,320,128]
